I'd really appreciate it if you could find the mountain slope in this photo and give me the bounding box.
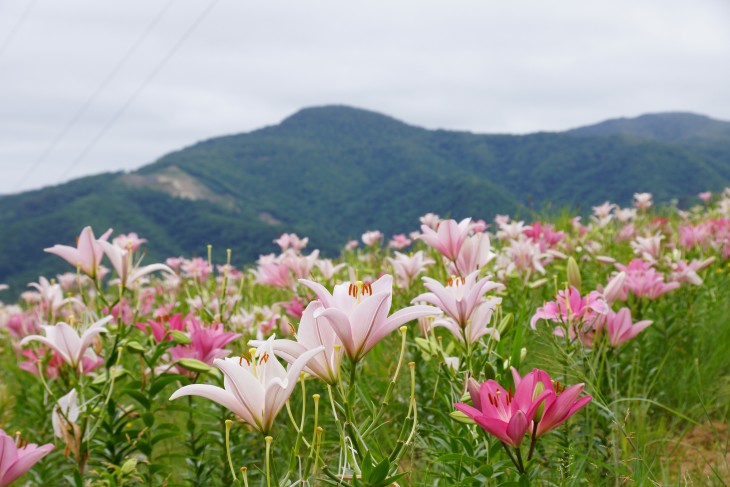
[1,106,729,296]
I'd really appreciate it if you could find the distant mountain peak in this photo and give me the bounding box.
[276,105,417,136]
[568,111,730,143]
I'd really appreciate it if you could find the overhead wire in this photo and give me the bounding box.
[55,0,220,184]
[0,0,38,58]
[13,0,177,191]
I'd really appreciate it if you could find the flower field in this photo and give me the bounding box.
[1,191,729,486]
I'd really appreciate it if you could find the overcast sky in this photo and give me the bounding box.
[1,0,728,194]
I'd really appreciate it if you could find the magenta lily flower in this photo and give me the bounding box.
[418,217,472,261]
[413,270,504,327]
[511,368,592,437]
[45,226,112,278]
[530,286,608,329]
[20,316,111,371]
[300,275,439,361]
[603,308,652,347]
[250,301,343,384]
[170,337,323,434]
[455,372,550,448]
[0,429,54,487]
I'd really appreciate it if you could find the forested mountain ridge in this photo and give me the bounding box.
[1,105,728,295]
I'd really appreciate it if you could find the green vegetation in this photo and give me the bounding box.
[1,106,729,296]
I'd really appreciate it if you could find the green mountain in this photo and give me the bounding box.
[1,106,729,296]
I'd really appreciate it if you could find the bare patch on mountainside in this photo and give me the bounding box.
[120,166,236,210]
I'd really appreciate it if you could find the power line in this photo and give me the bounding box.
[55,0,219,184]
[0,0,38,58]
[14,0,176,191]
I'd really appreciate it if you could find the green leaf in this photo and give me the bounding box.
[369,458,390,484]
[149,374,187,398]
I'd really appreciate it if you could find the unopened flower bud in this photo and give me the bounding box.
[520,347,527,362]
[567,257,581,290]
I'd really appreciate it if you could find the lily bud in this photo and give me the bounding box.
[532,382,546,422]
[604,271,626,304]
[467,377,481,408]
[567,257,581,290]
[449,409,476,424]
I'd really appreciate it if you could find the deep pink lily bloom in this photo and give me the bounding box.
[251,301,343,384]
[419,218,472,261]
[20,317,111,371]
[602,308,652,347]
[168,319,241,367]
[44,226,112,278]
[0,429,54,487]
[135,313,189,343]
[511,368,592,437]
[170,337,323,434]
[300,275,439,361]
[530,286,608,329]
[455,372,550,447]
[413,270,504,327]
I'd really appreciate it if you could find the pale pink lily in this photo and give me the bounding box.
[250,301,343,384]
[170,337,323,434]
[52,389,80,439]
[98,240,173,289]
[419,217,472,261]
[45,226,112,278]
[388,250,434,289]
[634,192,653,210]
[361,230,383,247]
[698,191,712,203]
[388,233,412,250]
[431,297,501,345]
[602,308,652,347]
[413,270,504,327]
[315,258,346,281]
[0,429,55,487]
[20,316,112,371]
[454,232,495,275]
[300,275,439,361]
[631,233,664,262]
[112,232,147,252]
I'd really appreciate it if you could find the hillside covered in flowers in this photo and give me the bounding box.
[1,190,729,486]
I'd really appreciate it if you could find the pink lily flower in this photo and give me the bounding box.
[388,251,434,289]
[419,218,472,261]
[454,372,550,448]
[530,286,608,329]
[98,240,173,289]
[0,429,55,487]
[453,233,495,275]
[44,226,112,278]
[511,368,592,437]
[603,308,652,347]
[388,233,412,250]
[431,297,501,345]
[250,301,343,384]
[170,337,323,434]
[300,275,439,361]
[315,258,346,281]
[413,270,504,327]
[168,319,241,367]
[361,230,383,247]
[112,232,147,252]
[614,259,680,300]
[698,191,712,202]
[20,316,111,371]
[633,192,653,210]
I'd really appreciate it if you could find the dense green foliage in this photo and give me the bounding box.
[2,106,729,296]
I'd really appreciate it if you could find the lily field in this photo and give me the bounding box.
[1,190,730,486]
